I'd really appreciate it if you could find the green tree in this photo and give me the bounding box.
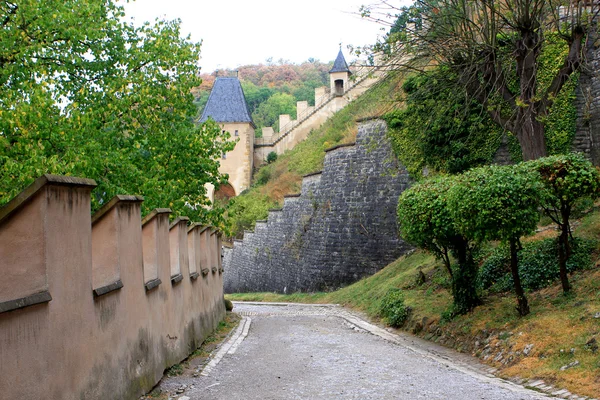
[241,81,275,114]
[252,92,297,132]
[397,176,481,314]
[525,153,600,293]
[0,0,234,229]
[449,165,542,316]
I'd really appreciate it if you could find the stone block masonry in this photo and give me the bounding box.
[224,119,413,293]
[0,175,225,400]
[574,21,600,164]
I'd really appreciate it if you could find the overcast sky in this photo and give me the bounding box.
[122,0,400,73]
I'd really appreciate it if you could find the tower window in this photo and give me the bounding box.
[235,130,239,136]
[222,153,227,159]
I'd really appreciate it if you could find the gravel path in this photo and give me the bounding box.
[158,302,557,400]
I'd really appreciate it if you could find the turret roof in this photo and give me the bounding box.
[329,49,352,74]
[200,77,254,124]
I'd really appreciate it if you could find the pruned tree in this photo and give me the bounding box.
[449,165,542,316]
[360,0,599,160]
[525,153,600,293]
[397,176,481,314]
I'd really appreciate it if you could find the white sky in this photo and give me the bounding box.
[122,0,397,73]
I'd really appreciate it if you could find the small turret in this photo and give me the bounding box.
[329,48,352,96]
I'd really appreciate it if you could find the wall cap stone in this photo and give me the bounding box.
[356,115,383,123]
[324,142,356,153]
[141,208,172,227]
[187,223,210,234]
[0,174,97,227]
[169,216,190,230]
[170,274,183,284]
[144,278,162,291]
[93,279,123,298]
[0,290,52,314]
[201,268,210,276]
[92,195,144,225]
[302,171,323,178]
[190,272,200,280]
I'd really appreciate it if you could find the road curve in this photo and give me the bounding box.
[162,302,557,400]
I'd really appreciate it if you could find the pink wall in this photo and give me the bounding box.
[0,175,225,399]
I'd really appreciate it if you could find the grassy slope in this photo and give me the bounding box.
[227,72,403,237]
[228,211,600,397]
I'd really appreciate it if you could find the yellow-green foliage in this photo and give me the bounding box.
[537,34,579,155]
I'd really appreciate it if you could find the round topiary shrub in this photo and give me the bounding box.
[224,298,234,311]
[266,151,278,164]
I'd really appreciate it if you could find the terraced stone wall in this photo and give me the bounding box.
[223,119,413,293]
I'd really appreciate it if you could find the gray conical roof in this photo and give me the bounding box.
[329,49,351,74]
[200,77,254,124]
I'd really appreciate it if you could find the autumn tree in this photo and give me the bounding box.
[0,0,234,229]
[361,0,599,160]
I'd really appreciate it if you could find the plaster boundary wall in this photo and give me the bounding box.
[0,175,225,400]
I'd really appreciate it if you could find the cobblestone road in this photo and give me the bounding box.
[159,302,558,400]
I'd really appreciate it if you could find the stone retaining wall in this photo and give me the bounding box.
[574,22,600,164]
[224,119,413,293]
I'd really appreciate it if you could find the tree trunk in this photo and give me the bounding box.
[558,206,572,293]
[510,238,530,316]
[517,107,547,160]
[451,237,481,315]
[514,29,547,161]
[442,247,453,280]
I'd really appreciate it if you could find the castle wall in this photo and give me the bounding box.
[0,175,225,400]
[254,66,385,163]
[224,119,413,293]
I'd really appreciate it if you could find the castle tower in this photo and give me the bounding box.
[329,48,352,96]
[200,77,255,200]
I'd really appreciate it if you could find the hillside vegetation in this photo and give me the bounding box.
[226,72,404,238]
[227,209,600,397]
[194,61,333,134]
